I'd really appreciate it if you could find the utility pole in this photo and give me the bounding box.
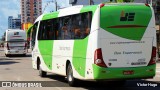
[89,0,94,5]
[55,0,57,11]
[89,0,91,5]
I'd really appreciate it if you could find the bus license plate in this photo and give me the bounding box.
[123,70,134,75]
[15,51,19,53]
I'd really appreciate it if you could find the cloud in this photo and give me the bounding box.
[0,0,20,37]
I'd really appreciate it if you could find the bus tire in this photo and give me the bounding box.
[23,54,26,56]
[39,66,47,77]
[67,63,77,86]
[5,54,9,57]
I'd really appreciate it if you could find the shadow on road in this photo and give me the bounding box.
[0,57,21,65]
[41,74,160,89]
[0,58,21,60]
[45,74,69,87]
[0,61,19,65]
[7,54,32,58]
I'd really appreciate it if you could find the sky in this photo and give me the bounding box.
[0,0,69,37]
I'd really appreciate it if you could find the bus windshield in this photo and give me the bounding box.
[9,39,25,42]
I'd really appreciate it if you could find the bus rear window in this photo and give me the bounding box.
[9,39,25,42]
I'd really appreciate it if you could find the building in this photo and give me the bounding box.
[8,16,13,29]
[20,0,42,24]
[8,15,21,29]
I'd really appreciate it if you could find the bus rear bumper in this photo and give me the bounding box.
[5,50,27,55]
[92,64,156,80]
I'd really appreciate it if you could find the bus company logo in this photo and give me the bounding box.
[120,11,135,21]
[14,32,19,35]
[2,82,11,87]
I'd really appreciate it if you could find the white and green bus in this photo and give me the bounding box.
[32,3,157,86]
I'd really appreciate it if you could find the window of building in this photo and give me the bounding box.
[27,17,30,22]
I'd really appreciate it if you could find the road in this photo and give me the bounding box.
[0,48,160,90]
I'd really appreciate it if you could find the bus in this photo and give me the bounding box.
[4,29,27,57]
[31,3,157,86]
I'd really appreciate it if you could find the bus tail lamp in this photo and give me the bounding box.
[94,48,107,67]
[145,3,150,7]
[148,46,156,66]
[100,3,105,8]
[7,43,10,50]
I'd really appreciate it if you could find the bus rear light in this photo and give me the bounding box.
[148,47,156,66]
[7,43,10,50]
[94,48,107,67]
[100,3,105,8]
[145,4,150,7]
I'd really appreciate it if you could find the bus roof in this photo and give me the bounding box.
[34,3,151,23]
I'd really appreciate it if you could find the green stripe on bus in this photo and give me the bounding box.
[38,40,54,70]
[80,5,97,13]
[42,11,59,20]
[92,64,156,79]
[72,6,98,77]
[100,5,152,40]
[72,38,89,77]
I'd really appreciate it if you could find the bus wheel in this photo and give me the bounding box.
[39,66,47,77]
[5,54,9,57]
[22,54,26,57]
[67,63,77,86]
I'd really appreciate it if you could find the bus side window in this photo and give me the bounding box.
[59,16,72,40]
[38,21,43,40]
[38,18,59,40]
[72,12,92,39]
[46,20,53,40]
[57,18,62,40]
[38,20,46,40]
[31,22,38,49]
[81,12,92,38]
[71,14,81,39]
